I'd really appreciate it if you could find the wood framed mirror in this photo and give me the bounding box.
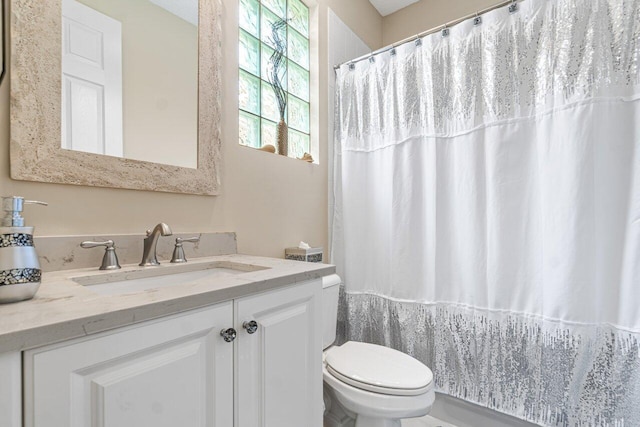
[9,0,222,195]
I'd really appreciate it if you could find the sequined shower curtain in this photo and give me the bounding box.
[331,0,640,425]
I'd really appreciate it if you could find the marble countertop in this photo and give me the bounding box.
[0,254,335,353]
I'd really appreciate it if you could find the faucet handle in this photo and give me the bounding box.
[171,236,200,263]
[81,240,115,249]
[81,240,121,270]
[177,236,200,244]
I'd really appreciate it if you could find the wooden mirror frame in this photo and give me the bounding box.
[9,0,221,195]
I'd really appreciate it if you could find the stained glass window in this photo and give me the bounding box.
[239,0,310,158]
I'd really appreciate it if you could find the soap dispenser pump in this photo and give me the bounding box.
[0,196,48,303]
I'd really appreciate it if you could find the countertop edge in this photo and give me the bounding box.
[0,258,336,354]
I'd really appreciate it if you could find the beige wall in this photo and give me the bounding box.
[382,0,500,45]
[0,0,382,258]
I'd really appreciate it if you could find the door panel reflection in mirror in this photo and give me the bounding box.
[62,0,123,157]
[61,0,199,169]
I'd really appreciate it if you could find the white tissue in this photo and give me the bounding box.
[298,241,311,249]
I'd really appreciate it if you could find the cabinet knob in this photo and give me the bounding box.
[243,320,259,334]
[220,328,237,343]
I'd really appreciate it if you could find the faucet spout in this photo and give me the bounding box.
[140,223,173,266]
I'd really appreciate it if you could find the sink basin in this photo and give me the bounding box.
[71,261,268,296]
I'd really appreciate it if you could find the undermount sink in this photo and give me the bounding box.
[71,261,268,296]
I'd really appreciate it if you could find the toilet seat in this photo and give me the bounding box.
[325,341,433,397]
[326,365,431,396]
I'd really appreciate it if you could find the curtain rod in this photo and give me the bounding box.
[333,0,523,70]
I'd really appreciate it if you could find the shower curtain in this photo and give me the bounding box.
[331,0,640,425]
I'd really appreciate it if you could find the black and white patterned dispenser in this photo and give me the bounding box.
[0,196,48,303]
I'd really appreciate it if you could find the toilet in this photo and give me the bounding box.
[322,275,435,427]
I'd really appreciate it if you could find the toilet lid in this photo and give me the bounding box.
[325,341,433,396]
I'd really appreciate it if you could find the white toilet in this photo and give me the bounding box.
[322,275,435,427]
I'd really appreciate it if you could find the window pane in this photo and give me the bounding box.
[261,7,285,49]
[288,0,309,37]
[239,0,310,160]
[288,95,309,133]
[262,81,283,122]
[239,0,260,38]
[239,30,260,76]
[288,27,309,70]
[288,60,309,102]
[261,118,278,148]
[289,128,310,158]
[261,44,274,81]
[261,44,287,90]
[239,111,261,148]
[262,0,285,19]
[239,70,261,115]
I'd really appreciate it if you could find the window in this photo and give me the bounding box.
[239,0,310,158]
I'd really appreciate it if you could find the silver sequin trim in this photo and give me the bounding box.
[337,289,640,427]
[335,0,640,150]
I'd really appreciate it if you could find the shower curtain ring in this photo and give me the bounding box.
[474,11,482,26]
[442,25,450,37]
[509,0,519,14]
[369,54,375,64]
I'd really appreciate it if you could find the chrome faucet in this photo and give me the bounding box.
[140,223,173,266]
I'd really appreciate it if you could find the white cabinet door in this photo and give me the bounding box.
[235,280,323,427]
[0,352,21,427]
[24,303,234,427]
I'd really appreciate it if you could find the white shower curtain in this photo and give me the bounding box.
[331,0,640,425]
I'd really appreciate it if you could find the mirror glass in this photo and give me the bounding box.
[61,0,198,168]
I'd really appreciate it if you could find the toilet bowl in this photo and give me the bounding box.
[321,276,435,427]
[322,341,435,427]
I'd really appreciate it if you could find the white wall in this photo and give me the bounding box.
[327,10,371,258]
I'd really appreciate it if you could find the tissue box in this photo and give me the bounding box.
[285,247,323,263]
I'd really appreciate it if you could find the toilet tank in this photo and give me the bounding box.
[322,274,342,349]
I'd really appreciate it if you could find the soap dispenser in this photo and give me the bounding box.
[0,196,47,303]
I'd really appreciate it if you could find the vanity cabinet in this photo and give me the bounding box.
[235,280,322,427]
[22,279,322,427]
[25,302,234,427]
